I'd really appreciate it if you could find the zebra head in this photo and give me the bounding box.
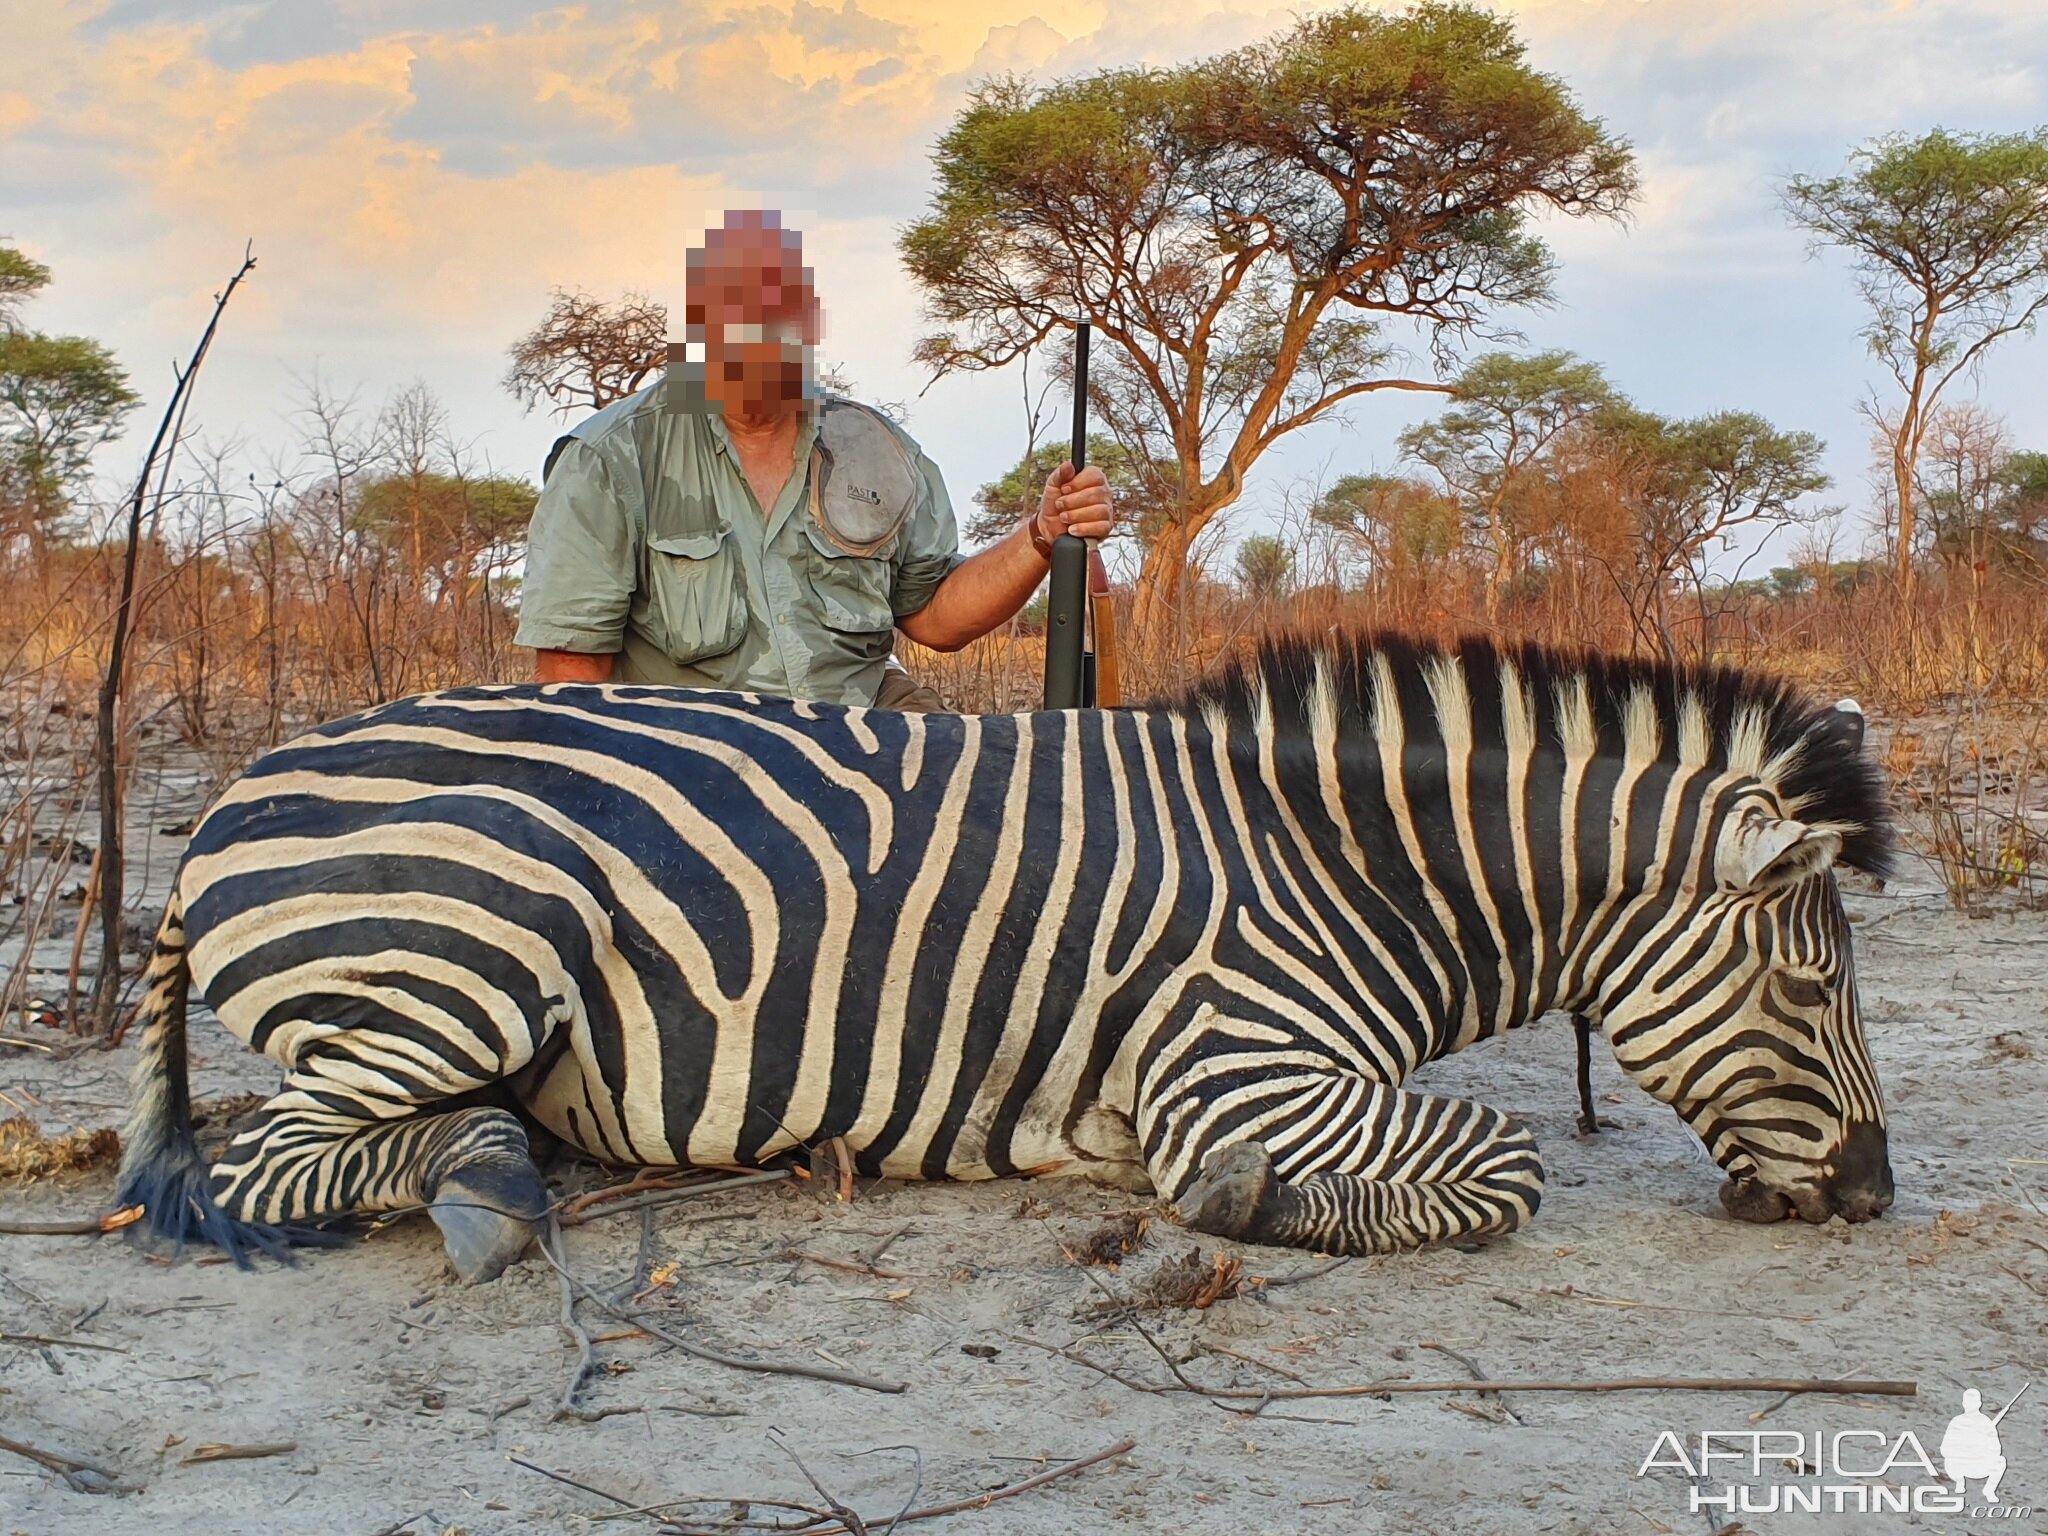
[1596,707,1894,1229]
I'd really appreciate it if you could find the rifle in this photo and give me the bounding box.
[1043,321,1120,708]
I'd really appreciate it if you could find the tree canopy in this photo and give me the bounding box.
[504,287,669,417]
[901,2,1634,624]
[1380,351,1830,650]
[1398,350,1617,613]
[0,245,50,331]
[1785,126,2048,595]
[0,246,138,545]
[969,433,1176,549]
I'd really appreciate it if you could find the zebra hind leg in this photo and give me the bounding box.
[1161,1077,1545,1256]
[208,1084,549,1283]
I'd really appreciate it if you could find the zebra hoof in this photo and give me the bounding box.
[1719,1175,1793,1224]
[429,1161,546,1284]
[1175,1140,1275,1240]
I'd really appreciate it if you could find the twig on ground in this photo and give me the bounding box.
[864,1225,913,1266]
[557,1169,792,1229]
[1007,1334,1916,1403]
[508,1453,637,1507]
[0,1205,144,1236]
[846,1445,924,1536]
[1998,1263,2048,1299]
[1421,1339,1523,1425]
[770,1431,870,1536]
[1747,1390,1799,1424]
[1,1331,128,1353]
[802,1438,1134,1536]
[181,1441,296,1464]
[548,1215,601,1422]
[1053,1234,1216,1405]
[532,1227,906,1394]
[1248,1257,1351,1289]
[829,1136,856,1204]
[558,1167,699,1222]
[0,1431,119,1480]
[1203,1342,1306,1384]
[364,1512,429,1536]
[784,1249,909,1280]
[633,1439,1136,1536]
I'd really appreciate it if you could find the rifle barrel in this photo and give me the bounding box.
[1044,320,1092,709]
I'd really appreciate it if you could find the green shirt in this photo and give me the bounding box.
[514,367,964,704]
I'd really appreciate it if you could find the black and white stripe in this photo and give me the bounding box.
[119,634,1896,1277]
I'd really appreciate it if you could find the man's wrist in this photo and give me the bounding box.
[1026,511,1056,562]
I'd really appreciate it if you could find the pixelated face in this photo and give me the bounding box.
[685,212,820,417]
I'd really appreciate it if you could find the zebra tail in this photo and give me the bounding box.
[115,889,296,1265]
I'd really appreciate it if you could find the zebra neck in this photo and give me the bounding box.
[1207,709,1735,1058]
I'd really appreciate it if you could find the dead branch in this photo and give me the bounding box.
[1007,1335,1915,1402]
[90,245,258,1035]
[617,1438,1136,1536]
[769,1431,870,1536]
[783,1248,909,1280]
[181,1441,296,1464]
[1,1331,128,1354]
[533,1225,907,1394]
[0,1430,119,1480]
[557,1166,699,1222]
[796,1437,1135,1536]
[547,1213,600,1422]
[507,1453,637,1508]
[557,1168,792,1228]
[0,1205,143,1236]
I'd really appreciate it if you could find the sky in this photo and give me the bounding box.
[4,0,2047,576]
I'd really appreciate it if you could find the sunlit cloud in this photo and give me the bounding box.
[2,0,2044,547]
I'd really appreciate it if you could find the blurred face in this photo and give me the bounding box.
[685,219,820,421]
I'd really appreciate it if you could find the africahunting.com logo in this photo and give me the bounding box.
[1636,1384,2031,1519]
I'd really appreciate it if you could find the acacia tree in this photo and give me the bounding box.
[1398,350,1615,615]
[1312,473,1465,592]
[0,245,49,330]
[504,288,669,417]
[1785,127,2048,598]
[0,244,138,550]
[1234,533,1295,600]
[1544,405,1826,656]
[900,3,1635,629]
[971,434,1174,549]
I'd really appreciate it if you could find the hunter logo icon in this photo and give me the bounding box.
[1943,1385,2026,1504]
[845,483,883,505]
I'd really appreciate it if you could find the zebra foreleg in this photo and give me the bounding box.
[1158,1076,1545,1255]
[207,1083,548,1283]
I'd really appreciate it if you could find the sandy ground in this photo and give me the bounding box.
[1,736,2045,1536]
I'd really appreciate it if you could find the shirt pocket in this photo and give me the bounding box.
[645,530,749,665]
[800,520,895,635]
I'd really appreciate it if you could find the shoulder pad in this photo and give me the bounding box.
[812,400,919,553]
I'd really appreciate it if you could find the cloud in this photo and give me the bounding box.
[1,0,2044,541]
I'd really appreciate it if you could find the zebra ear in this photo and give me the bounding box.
[1717,810,1844,893]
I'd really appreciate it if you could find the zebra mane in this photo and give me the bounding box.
[1158,631,1896,876]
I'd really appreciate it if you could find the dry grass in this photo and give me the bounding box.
[0,1115,120,1180]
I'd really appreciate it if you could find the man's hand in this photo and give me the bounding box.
[900,460,1115,652]
[1034,462,1114,545]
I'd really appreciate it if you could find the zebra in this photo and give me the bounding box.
[119,633,1896,1282]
